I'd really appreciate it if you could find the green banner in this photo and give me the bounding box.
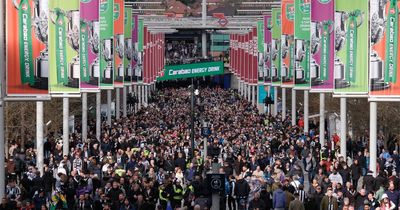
[294,0,311,89]
[18,0,34,85]
[157,61,224,81]
[99,0,114,88]
[385,0,399,83]
[124,7,132,84]
[80,20,90,83]
[334,0,368,94]
[272,8,282,86]
[49,0,80,94]
[257,20,264,53]
[138,20,144,52]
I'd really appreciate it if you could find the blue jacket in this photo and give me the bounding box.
[273,189,286,208]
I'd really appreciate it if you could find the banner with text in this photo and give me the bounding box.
[49,0,80,94]
[6,0,50,96]
[310,0,335,92]
[113,0,124,88]
[281,0,295,87]
[157,61,224,81]
[294,0,311,90]
[369,0,400,98]
[334,0,369,95]
[124,7,132,85]
[264,15,272,85]
[99,0,114,89]
[272,8,282,86]
[80,0,100,91]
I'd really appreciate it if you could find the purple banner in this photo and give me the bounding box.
[264,15,272,84]
[310,0,334,92]
[80,0,100,90]
[133,15,138,43]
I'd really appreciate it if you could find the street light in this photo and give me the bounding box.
[190,78,199,160]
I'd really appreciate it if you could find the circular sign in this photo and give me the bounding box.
[211,178,222,190]
[218,18,228,27]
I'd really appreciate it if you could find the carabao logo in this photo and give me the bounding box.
[276,12,281,26]
[81,0,92,3]
[100,0,108,12]
[114,4,120,20]
[286,4,295,20]
[300,0,310,14]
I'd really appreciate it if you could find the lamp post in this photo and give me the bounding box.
[190,78,199,159]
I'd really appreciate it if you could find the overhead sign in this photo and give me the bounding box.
[310,0,334,92]
[334,0,369,95]
[157,61,224,81]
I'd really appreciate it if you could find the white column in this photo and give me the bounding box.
[138,85,142,110]
[282,88,286,121]
[116,88,120,119]
[142,85,146,107]
[238,80,241,95]
[134,85,138,112]
[123,86,127,117]
[240,81,244,96]
[202,32,207,58]
[274,87,278,117]
[267,86,271,115]
[36,101,44,175]
[63,97,69,156]
[304,90,309,134]
[107,89,112,125]
[82,92,88,143]
[96,92,101,141]
[319,93,325,146]
[144,85,148,107]
[252,85,256,106]
[128,85,132,93]
[247,84,251,102]
[370,102,377,176]
[291,89,296,126]
[340,97,347,157]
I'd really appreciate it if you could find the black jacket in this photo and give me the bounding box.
[234,179,250,198]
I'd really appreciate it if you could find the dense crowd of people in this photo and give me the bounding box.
[165,41,200,65]
[2,86,400,210]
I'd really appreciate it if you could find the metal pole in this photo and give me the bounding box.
[123,86,127,117]
[291,89,296,126]
[191,78,195,159]
[116,88,120,119]
[282,88,286,121]
[134,85,138,112]
[63,97,69,156]
[319,93,325,146]
[36,102,44,175]
[107,89,112,125]
[370,102,377,176]
[274,87,278,116]
[96,92,101,141]
[340,97,347,157]
[82,92,88,143]
[0,0,6,198]
[304,90,309,134]
[267,86,271,115]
